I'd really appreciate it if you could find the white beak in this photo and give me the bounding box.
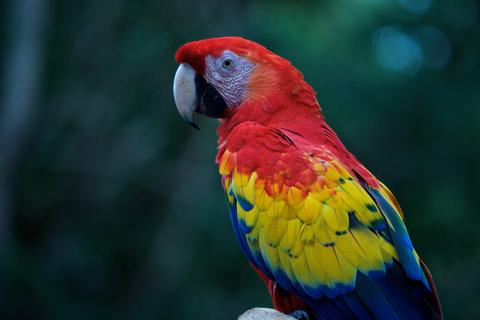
[173,63,198,128]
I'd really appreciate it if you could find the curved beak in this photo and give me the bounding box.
[173,63,228,129]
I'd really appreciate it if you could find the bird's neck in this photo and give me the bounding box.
[217,90,325,143]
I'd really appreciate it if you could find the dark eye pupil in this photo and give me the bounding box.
[223,59,233,68]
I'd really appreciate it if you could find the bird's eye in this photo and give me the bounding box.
[222,58,234,69]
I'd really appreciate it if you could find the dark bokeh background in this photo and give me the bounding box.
[0,0,478,319]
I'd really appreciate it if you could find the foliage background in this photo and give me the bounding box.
[0,0,478,319]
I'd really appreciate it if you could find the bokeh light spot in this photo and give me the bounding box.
[372,26,424,74]
[397,0,432,13]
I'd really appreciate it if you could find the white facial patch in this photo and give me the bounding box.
[204,51,256,108]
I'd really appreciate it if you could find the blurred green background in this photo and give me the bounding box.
[0,0,478,319]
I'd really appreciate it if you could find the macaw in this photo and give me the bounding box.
[172,37,442,320]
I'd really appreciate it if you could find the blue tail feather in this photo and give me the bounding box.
[302,262,440,319]
[341,293,374,320]
[355,273,400,320]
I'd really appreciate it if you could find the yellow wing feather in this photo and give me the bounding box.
[222,152,406,298]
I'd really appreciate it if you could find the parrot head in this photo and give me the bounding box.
[173,37,318,129]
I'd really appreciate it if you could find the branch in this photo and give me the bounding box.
[238,308,296,320]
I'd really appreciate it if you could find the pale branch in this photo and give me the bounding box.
[238,308,297,320]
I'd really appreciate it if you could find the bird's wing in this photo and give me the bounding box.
[218,122,441,319]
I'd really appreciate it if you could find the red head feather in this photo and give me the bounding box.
[176,37,317,105]
[176,36,274,74]
[175,37,322,134]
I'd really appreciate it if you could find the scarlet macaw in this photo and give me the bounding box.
[172,37,442,320]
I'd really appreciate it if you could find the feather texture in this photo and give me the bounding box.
[217,122,441,319]
[175,36,442,319]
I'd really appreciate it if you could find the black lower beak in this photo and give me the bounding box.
[194,73,228,120]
